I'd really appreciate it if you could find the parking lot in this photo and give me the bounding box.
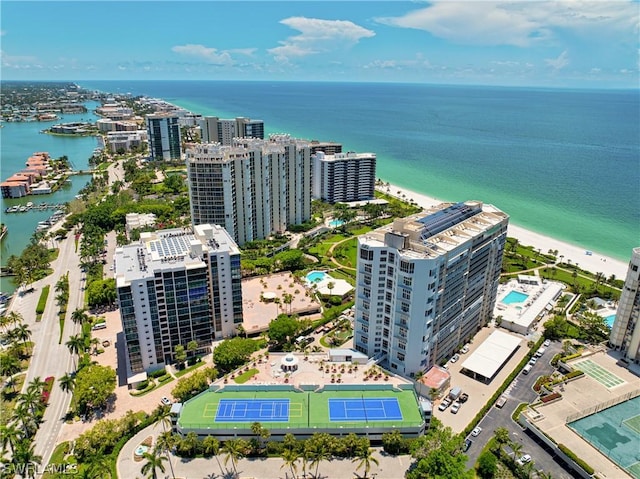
[432,324,531,434]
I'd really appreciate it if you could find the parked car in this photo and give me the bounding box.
[438,399,451,411]
[529,357,537,366]
[459,393,469,403]
[516,454,532,465]
[450,353,460,363]
[450,402,461,414]
[461,345,469,354]
[543,339,551,347]
[471,426,482,437]
[160,396,171,406]
[464,439,473,452]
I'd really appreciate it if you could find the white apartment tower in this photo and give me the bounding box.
[354,201,509,377]
[186,135,312,245]
[146,112,182,161]
[115,224,243,379]
[610,247,640,364]
[199,116,265,145]
[312,151,376,203]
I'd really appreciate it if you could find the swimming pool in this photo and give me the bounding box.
[502,290,529,305]
[605,314,616,328]
[306,271,329,283]
[329,219,345,227]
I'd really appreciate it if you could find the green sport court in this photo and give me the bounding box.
[569,396,640,478]
[176,384,425,439]
[574,359,625,388]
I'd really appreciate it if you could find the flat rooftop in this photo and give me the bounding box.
[461,330,522,381]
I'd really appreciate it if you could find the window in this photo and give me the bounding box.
[403,277,412,286]
[402,289,411,300]
[400,260,414,274]
[360,249,374,261]
[397,352,405,361]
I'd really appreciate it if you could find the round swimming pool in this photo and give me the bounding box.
[306,271,329,283]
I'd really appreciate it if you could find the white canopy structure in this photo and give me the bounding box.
[460,330,522,382]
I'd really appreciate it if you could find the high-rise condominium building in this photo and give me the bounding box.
[312,151,376,203]
[115,224,242,379]
[610,247,640,364]
[309,140,343,155]
[199,116,265,145]
[146,112,182,161]
[186,135,312,245]
[354,201,509,377]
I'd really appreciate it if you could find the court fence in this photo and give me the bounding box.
[565,387,640,423]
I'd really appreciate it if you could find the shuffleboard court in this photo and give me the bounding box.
[215,399,291,422]
[328,397,402,421]
[575,359,625,388]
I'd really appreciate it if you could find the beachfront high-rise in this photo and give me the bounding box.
[198,116,264,145]
[312,151,376,203]
[186,135,312,245]
[146,112,182,161]
[353,201,509,377]
[115,224,243,380]
[609,247,640,365]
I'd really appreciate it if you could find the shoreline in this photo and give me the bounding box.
[378,183,629,280]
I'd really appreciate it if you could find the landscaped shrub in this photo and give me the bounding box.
[564,370,584,380]
[558,444,595,475]
[540,392,562,403]
[560,352,582,362]
[36,285,50,315]
[148,368,167,379]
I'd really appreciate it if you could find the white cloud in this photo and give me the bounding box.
[0,50,38,68]
[268,17,375,62]
[376,1,639,47]
[171,44,254,65]
[545,50,569,70]
[363,57,432,71]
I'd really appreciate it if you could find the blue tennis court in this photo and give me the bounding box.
[214,399,291,422]
[328,397,403,421]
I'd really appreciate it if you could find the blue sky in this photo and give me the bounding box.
[1,1,638,87]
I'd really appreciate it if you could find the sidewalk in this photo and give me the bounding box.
[119,423,413,479]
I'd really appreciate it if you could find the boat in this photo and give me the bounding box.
[18,206,27,212]
[26,202,33,208]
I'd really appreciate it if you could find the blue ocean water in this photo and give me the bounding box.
[82,81,639,261]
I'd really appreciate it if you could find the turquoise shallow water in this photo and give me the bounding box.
[82,81,639,262]
[0,103,101,293]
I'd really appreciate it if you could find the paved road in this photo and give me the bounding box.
[464,340,579,479]
[12,228,85,467]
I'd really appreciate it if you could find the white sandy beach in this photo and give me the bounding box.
[378,183,629,280]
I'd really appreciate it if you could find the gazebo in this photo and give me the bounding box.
[280,353,299,372]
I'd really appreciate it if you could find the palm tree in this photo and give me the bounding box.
[280,448,299,479]
[11,439,42,478]
[13,323,32,347]
[202,435,223,475]
[309,442,332,478]
[0,422,21,454]
[326,282,335,297]
[71,308,90,325]
[66,334,84,369]
[0,353,21,377]
[352,447,379,479]
[5,311,24,328]
[27,376,47,395]
[59,373,75,394]
[494,427,510,457]
[222,439,247,478]
[140,446,168,479]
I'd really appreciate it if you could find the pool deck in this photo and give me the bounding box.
[241,272,322,334]
[524,350,640,479]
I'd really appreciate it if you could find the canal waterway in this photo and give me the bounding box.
[0,101,102,293]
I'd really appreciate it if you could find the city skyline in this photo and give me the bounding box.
[1,1,639,88]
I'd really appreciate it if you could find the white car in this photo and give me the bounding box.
[450,402,461,414]
[516,454,532,465]
[461,345,469,354]
[160,396,172,406]
[450,353,460,363]
[543,339,551,347]
[471,426,482,437]
[438,399,451,411]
